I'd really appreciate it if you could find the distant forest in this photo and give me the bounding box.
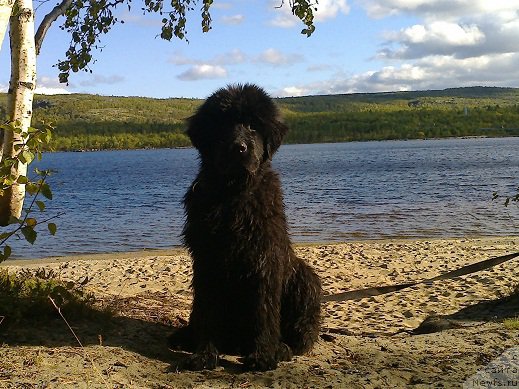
[1,86,519,151]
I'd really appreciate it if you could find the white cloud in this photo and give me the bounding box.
[79,75,125,87]
[280,52,519,96]
[363,0,519,65]
[398,22,484,45]
[279,86,310,97]
[177,64,227,81]
[212,2,233,10]
[213,49,247,65]
[269,0,350,28]
[0,78,70,95]
[170,47,303,81]
[314,0,350,22]
[172,48,302,71]
[35,86,71,95]
[380,21,486,59]
[255,48,303,66]
[364,0,519,20]
[380,16,519,60]
[269,11,298,29]
[221,14,245,25]
[36,76,71,95]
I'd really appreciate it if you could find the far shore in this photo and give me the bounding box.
[43,134,519,154]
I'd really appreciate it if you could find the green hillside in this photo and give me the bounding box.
[1,86,518,151]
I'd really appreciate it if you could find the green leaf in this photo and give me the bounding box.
[21,226,37,244]
[23,150,35,164]
[25,218,38,228]
[3,175,16,186]
[36,200,46,212]
[0,232,12,240]
[48,223,57,236]
[0,245,12,261]
[41,183,53,200]
[17,175,28,184]
[26,182,39,196]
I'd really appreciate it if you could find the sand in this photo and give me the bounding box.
[0,237,518,388]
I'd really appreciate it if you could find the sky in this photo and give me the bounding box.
[1,0,519,98]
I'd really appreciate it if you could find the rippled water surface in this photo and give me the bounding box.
[9,137,519,258]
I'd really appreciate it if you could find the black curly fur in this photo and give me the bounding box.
[168,84,321,371]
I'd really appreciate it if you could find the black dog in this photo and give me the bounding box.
[169,84,321,371]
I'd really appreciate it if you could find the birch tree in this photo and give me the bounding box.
[0,0,13,48]
[0,0,36,225]
[0,0,317,227]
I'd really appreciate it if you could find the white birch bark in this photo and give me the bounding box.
[0,0,36,224]
[0,0,13,51]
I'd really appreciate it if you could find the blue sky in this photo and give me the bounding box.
[2,0,519,98]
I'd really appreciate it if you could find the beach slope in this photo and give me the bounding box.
[1,237,518,388]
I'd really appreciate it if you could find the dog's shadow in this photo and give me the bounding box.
[0,291,244,373]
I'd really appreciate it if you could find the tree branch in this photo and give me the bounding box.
[34,0,72,55]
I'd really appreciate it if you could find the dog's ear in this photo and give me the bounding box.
[263,119,289,160]
[186,115,205,152]
[186,87,230,153]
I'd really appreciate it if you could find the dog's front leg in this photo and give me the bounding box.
[242,282,293,371]
[178,292,220,371]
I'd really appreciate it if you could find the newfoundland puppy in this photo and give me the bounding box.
[169,84,321,371]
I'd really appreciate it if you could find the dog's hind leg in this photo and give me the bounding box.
[281,258,322,355]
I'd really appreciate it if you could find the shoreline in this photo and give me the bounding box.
[3,235,517,266]
[41,134,519,153]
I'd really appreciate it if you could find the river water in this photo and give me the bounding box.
[8,137,519,258]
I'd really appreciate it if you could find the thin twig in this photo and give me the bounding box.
[48,295,84,347]
[35,211,65,226]
[48,296,111,388]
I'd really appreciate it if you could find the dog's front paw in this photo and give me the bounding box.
[242,353,279,371]
[180,352,219,371]
[177,343,219,371]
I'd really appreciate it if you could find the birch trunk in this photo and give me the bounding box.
[0,0,13,51]
[0,0,36,225]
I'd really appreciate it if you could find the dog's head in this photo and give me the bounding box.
[187,84,288,176]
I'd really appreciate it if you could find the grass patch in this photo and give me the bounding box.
[502,282,519,330]
[504,317,519,330]
[0,268,104,327]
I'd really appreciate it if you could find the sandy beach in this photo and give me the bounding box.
[1,237,518,388]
